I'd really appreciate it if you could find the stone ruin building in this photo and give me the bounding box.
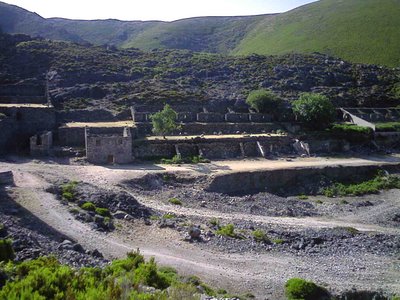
[30,131,53,156]
[85,127,133,164]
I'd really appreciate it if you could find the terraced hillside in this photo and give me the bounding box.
[1,32,399,115]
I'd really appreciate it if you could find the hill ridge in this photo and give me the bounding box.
[0,0,400,66]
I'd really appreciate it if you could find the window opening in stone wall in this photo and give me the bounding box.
[107,155,115,164]
[118,139,122,145]
[36,134,42,146]
[96,139,101,146]
[16,111,22,121]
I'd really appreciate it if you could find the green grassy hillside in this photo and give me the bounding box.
[234,0,400,67]
[1,0,400,66]
[122,15,265,53]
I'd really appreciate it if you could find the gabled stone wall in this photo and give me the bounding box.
[85,128,132,164]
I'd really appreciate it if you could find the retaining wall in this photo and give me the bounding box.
[135,122,283,137]
[133,136,294,160]
[206,163,400,196]
[0,171,14,185]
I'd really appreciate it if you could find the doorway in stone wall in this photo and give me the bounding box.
[107,155,115,164]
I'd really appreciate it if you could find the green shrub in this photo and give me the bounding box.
[216,224,238,238]
[323,173,400,197]
[209,218,220,227]
[285,278,329,300]
[62,192,74,201]
[0,239,14,262]
[150,104,179,138]
[168,198,182,206]
[61,181,78,202]
[330,123,373,141]
[81,202,96,211]
[272,238,284,244]
[292,93,336,129]
[252,230,270,243]
[162,213,175,219]
[161,155,209,165]
[335,226,360,235]
[134,257,173,290]
[246,89,282,113]
[298,195,308,200]
[95,207,111,217]
[376,122,400,132]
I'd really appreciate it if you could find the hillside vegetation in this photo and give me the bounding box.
[1,0,400,66]
[234,0,400,67]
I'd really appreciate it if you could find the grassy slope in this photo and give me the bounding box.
[123,15,266,53]
[234,0,400,67]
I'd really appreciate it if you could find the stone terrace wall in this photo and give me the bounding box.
[344,108,400,123]
[57,109,118,123]
[0,82,46,104]
[133,136,293,160]
[135,122,283,137]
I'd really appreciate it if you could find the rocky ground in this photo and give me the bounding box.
[0,156,400,299]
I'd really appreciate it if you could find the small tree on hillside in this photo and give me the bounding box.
[292,93,336,129]
[150,104,179,139]
[246,89,282,114]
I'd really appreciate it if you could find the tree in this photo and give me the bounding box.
[150,104,179,138]
[292,93,336,129]
[246,89,282,113]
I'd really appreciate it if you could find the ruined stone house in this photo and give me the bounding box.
[85,127,132,164]
[30,131,53,156]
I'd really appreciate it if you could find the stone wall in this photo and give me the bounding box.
[0,107,56,153]
[30,131,53,156]
[206,164,400,196]
[85,128,132,164]
[133,136,294,160]
[57,109,119,123]
[58,126,135,147]
[0,171,14,185]
[0,118,18,154]
[0,82,46,102]
[132,110,275,124]
[135,122,283,137]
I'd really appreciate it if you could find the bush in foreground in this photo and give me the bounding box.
[0,250,228,299]
[285,278,329,300]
